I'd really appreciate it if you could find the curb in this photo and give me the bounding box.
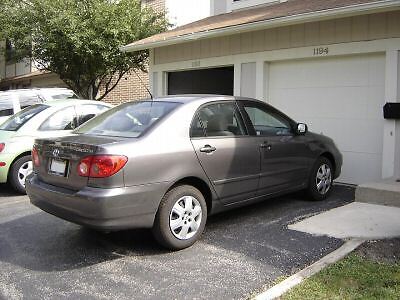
[253,239,365,300]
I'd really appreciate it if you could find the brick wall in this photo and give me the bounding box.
[100,0,164,105]
[99,69,151,105]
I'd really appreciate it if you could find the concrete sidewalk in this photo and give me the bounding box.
[288,202,400,239]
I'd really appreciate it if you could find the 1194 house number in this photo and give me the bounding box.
[313,47,329,56]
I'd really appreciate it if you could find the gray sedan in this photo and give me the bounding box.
[26,95,342,250]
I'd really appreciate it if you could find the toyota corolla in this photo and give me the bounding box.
[26,95,342,250]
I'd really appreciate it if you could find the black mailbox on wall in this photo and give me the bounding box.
[383,103,400,119]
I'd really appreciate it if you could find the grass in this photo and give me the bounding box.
[281,254,400,300]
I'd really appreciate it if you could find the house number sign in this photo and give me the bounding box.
[313,47,329,56]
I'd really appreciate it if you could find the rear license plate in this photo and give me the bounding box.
[49,159,67,176]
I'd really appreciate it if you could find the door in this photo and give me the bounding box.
[190,101,260,204]
[239,100,312,196]
[268,54,385,184]
[168,67,234,95]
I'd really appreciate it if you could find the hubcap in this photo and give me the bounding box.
[169,196,202,240]
[315,163,332,195]
[18,160,33,188]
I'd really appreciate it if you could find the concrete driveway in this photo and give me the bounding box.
[0,184,353,300]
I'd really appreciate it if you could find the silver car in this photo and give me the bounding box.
[26,95,342,250]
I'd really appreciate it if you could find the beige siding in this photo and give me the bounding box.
[154,11,400,65]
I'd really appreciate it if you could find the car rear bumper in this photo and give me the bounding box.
[26,174,169,230]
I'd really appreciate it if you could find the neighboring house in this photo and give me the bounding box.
[121,0,400,185]
[0,0,212,104]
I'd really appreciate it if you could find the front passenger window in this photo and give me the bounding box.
[244,105,292,136]
[191,103,246,137]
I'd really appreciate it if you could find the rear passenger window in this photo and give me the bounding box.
[0,97,14,117]
[39,106,77,131]
[191,102,246,138]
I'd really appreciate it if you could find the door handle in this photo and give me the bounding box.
[200,145,216,153]
[260,141,272,150]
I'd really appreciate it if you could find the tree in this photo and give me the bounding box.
[0,0,168,100]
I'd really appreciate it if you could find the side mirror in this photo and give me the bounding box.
[296,123,308,135]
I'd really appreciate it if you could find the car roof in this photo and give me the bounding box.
[44,99,112,107]
[146,95,235,103]
[0,88,72,93]
[131,94,269,106]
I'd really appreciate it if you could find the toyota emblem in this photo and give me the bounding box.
[52,149,60,157]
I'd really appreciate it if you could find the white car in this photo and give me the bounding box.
[0,88,78,124]
[0,99,111,193]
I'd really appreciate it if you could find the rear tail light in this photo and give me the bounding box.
[0,143,4,153]
[32,145,40,167]
[77,155,128,178]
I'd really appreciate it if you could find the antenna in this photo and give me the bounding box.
[132,69,154,100]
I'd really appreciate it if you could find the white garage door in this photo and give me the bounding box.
[268,54,385,184]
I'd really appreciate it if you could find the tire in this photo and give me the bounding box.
[9,155,33,194]
[306,156,333,201]
[152,185,207,250]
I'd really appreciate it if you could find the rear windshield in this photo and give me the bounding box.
[74,101,180,138]
[0,104,48,131]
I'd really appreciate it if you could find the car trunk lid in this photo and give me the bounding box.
[34,134,124,190]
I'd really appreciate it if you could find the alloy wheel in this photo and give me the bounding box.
[315,163,332,195]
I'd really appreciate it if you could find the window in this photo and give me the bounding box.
[74,101,180,138]
[39,106,77,131]
[19,93,42,109]
[5,39,16,63]
[191,102,246,137]
[75,104,109,126]
[0,95,14,118]
[243,104,292,136]
[0,104,48,131]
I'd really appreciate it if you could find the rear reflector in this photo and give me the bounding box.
[77,155,128,178]
[0,162,6,167]
[32,146,40,167]
[0,143,4,153]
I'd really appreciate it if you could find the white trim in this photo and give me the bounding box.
[255,60,266,101]
[234,62,241,96]
[121,0,400,52]
[382,50,400,178]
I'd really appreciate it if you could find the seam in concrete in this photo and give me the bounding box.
[253,239,365,300]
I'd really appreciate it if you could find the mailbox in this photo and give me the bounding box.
[383,102,400,119]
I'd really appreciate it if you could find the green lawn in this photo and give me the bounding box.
[282,254,400,300]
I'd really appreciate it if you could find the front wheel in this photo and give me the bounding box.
[152,185,207,250]
[9,155,33,194]
[306,157,333,201]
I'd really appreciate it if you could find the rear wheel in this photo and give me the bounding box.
[9,155,32,194]
[306,156,333,201]
[152,185,207,250]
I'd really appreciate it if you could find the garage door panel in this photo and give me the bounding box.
[270,86,370,119]
[341,152,382,184]
[269,56,373,89]
[295,117,383,155]
[367,85,386,119]
[268,54,385,184]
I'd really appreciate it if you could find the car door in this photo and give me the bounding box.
[239,100,312,196]
[190,101,260,205]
